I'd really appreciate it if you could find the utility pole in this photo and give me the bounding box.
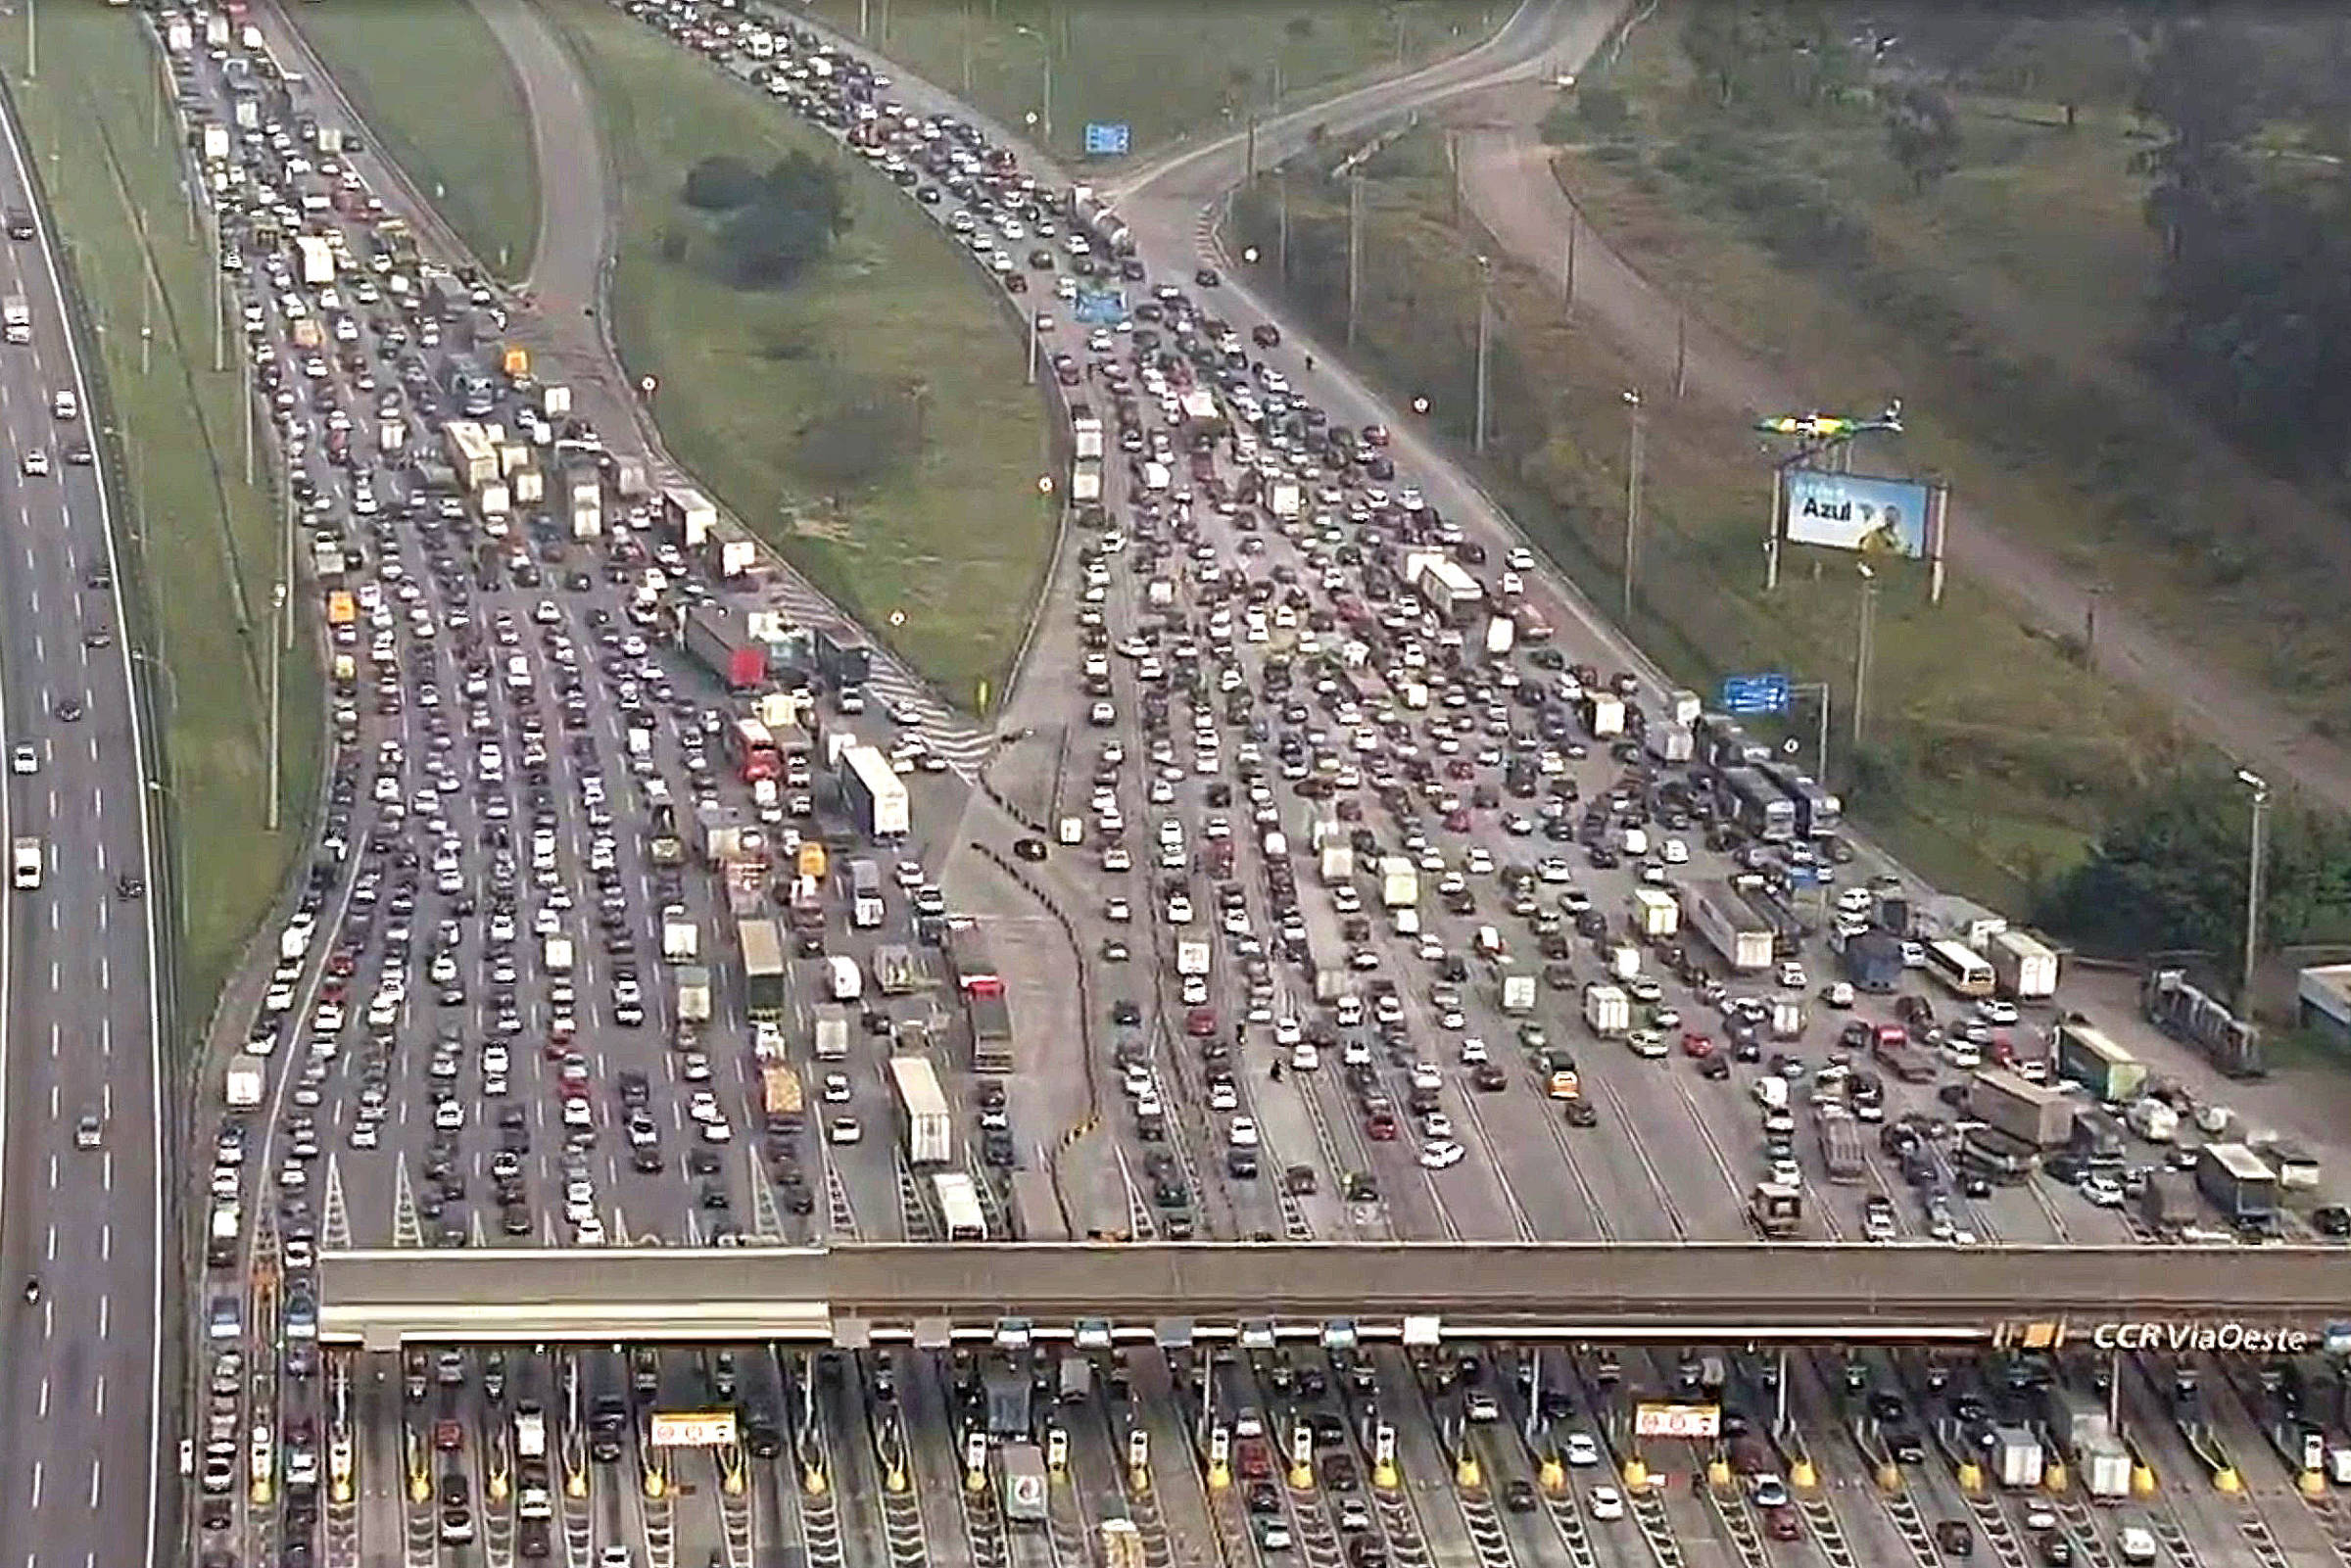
[1276,170,1289,281]
[25,0,35,84]
[1851,565,1879,751]
[2237,770,2270,1012]
[1025,309,1039,386]
[1562,217,1575,315]
[1472,256,1493,456]
[1620,390,1644,622]
[1345,173,1363,350]
[2084,583,2105,659]
[960,0,973,96]
[1674,311,1688,400]
[1244,108,1257,181]
[265,582,284,832]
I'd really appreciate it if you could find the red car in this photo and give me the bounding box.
[1681,1033,1714,1059]
[1365,1112,1399,1142]
[1185,1007,1218,1037]
[1765,1507,1801,1542]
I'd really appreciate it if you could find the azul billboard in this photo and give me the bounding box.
[1783,468,1930,558]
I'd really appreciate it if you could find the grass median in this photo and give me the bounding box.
[280,0,539,280]
[1230,126,2188,911]
[2,12,322,1036]
[548,0,1054,707]
[801,0,1506,162]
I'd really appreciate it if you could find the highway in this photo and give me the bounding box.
[0,69,168,1568]
[96,7,2351,1568]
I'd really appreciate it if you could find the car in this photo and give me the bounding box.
[20,448,48,477]
[1587,1487,1624,1521]
[9,743,34,774]
[1564,1431,1601,1467]
[74,1114,101,1150]
[53,697,81,722]
[1418,1141,1464,1169]
[1013,837,1048,862]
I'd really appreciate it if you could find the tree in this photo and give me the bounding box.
[760,151,852,240]
[1883,84,1962,192]
[718,200,832,290]
[682,154,761,212]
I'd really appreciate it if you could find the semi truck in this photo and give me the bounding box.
[683,603,767,691]
[840,745,911,838]
[2196,1142,2279,1225]
[1684,879,1773,973]
[661,485,717,548]
[1967,1068,2075,1149]
[1989,930,2060,1002]
[888,1055,953,1166]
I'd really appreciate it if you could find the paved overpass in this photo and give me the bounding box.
[315,1243,2351,1351]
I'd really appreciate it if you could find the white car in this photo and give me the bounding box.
[1417,1140,1464,1170]
[1564,1432,1602,1468]
[1228,1116,1260,1147]
[1587,1487,1624,1521]
[9,743,35,775]
[829,1117,864,1145]
[20,448,49,477]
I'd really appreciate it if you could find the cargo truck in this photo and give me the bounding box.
[542,933,574,975]
[1070,405,1104,460]
[889,1056,953,1166]
[1989,930,2059,1002]
[1582,982,1630,1038]
[225,1055,265,1109]
[1402,552,1483,623]
[840,745,911,839]
[675,966,713,1027]
[1630,887,1678,938]
[1989,1427,2044,1490]
[1377,856,1418,910]
[762,1066,806,1134]
[1319,844,1355,884]
[1581,691,1626,739]
[740,920,788,1020]
[661,486,716,549]
[2055,1021,2145,1103]
[1815,1105,1865,1183]
[1176,940,1211,977]
[683,603,767,692]
[1685,879,1773,973]
[2196,1142,2278,1224]
[661,916,698,964]
[814,1006,851,1063]
[2138,1172,2196,1236]
[1967,1069,2075,1149]
[969,990,1014,1074]
[1500,971,1537,1016]
[1645,724,1693,766]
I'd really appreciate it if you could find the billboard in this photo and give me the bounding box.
[1718,673,1792,718]
[1633,1402,1722,1440]
[649,1410,738,1448]
[1083,122,1131,157]
[1783,468,1930,558]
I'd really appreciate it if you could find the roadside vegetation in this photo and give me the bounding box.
[281,0,540,280]
[1229,124,2172,918]
[1545,5,2351,751]
[3,10,322,1034]
[799,0,1505,162]
[547,0,1053,706]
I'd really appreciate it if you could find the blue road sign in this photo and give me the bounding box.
[1718,672,1793,718]
[1073,289,1128,325]
[1083,122,1131,157]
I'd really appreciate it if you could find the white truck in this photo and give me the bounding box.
[1377,855,1418,910]
[224,1055,265,1109]
[661,915,699,964]
[542,933,574,975]
[3,295,27,346]
[1582,983,1631,1038]
[1176,940,1211,977]
[1989,929,2059,1002]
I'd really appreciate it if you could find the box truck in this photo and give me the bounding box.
[1989,930,2059,1002]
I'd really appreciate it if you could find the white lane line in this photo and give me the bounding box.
[45,1082,55,1118]
[101,1223,111,1262]
[28,1459,39,1508]
[95,1296,107,1339]
[84,1458,98,1508]
[92,1374,104,1418]
[36,1378,47,1419]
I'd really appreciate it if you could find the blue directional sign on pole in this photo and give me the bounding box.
[1717,672,1793,718]
[1083,122,1131,157]
[1073,289,1128,325]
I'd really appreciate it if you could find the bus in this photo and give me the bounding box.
[932,1172,987,1241]
[728,719,783,784]
[888,1055,952,1167]
[1761,762,1842,839]
[1720,767,1797,842]
[1924,939,1995,999]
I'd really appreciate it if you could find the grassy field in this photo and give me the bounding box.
[548,0,1053,706]
[1,12,322,1036]
[801,0,1506,163]
[281,0,540,280]
[1231,125,2195,912]
[1547,4,2351,740]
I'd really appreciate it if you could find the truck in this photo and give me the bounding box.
[1630,887,1679,938]
[1645,723,1694,766]
[1001,1444,1049,1527]
[296,233,336,286]
[542,933,574,975]
[1841,930,1904,993]
[1071,404,1104,460]
[761,1066,806,1133]
[1871,1022,1939,1084]
[2195,1142,2278,1224]
[2137,1172,2196,1236]
[1176,940,1211,978]
[1582,982,1630,1038]
[1989,1427,2044,1490]
[1581,690,1626,739]
[1989,930,2059,1002]
[1500,971,1537,1016]
[661,485,717,549]
[10,836,38,890]
[2145,966,2265,1078]
[225,1054,266,1109]
[739,919,788,1020]
[683,603,767,692]
[814,1006,851,1063]
[841,745,911,839]
[2055,1021,2145,1103]
[514,1404,552,1521]
[847,857,888,929]
[1267,480,1302,520]
[1070,460,1103,503]
[1815,1105,1865,1183]
[872,944,923,995]
[1377,855,1418,910]
[2,295,26,346]
[889,1056,952,1166]
[1967,1068,2075,1149]
[969,990,1014,1074]
[1100,1520,1145,1568]
[1319,843,1355,884]
[1684,880,1773,974]
[661,916,698,964]
[675,966,713,1026]
[1749,1182,1802,1239]
[827,953,864,1004]
[1402,552,1483,623]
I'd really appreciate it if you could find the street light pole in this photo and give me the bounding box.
[1851,564,1878,751]
[1025,308,1039,386]
[1345,173,1363,350]
[1472,256,1492,456]
[2237,769,2270,1011]
[1620,390,1644,622]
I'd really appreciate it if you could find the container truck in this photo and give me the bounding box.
[675,966,713,1026]
[1582,983,1630,1038]
[1377,856,1418,910]
[1967,1069,2075,1149]
[2196,1142,2278,1223]
[661,486,716,549]
[225,1055,265,1109]
[661,916,698,964]
[889,1056,953,1166]
[1988,1427,2044,1490]
[683,604,767,692]
[1989,930,2059,1002]
[1685,880,1773,973]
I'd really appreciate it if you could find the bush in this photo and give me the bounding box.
[682,154,761,212]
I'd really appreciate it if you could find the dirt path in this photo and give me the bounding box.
[1457,124,2351,814]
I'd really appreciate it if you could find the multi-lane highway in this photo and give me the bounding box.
[0,65,169,1568]
[43,7,2351,1568]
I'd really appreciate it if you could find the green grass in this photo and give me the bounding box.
[281,0,540,280]
[548,0,1053,707]
[1227,127,2176,910]
[2,12,322,1035]
[801,0,1506,163]
[1548,3,2351,739]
